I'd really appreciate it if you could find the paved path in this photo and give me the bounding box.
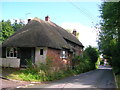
[28,66,117,88]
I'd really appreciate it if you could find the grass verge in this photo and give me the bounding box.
[2,66,93,82]
[2,68,25,81]
[2,67,76,82]
[116,74,120,88]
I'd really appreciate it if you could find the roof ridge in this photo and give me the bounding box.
[32,17,42,23]
[48,21,83,46]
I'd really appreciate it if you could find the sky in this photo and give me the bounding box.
[1,1,102,48]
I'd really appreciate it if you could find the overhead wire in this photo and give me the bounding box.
[67,1,100,42]
[68,2,97,23]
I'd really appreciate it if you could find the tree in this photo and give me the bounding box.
[98,2,120,74]
[73,46,99,70]
[12,19,25,32]
[84,46,99,68]
[0,20,14,42]
[0,19,25,43]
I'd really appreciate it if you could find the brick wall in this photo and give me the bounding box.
[75,46,83,56]
[47,48,72,71]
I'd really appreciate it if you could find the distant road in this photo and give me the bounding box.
[28,66,117,88]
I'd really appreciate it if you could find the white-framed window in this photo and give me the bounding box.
[6,47,17,58]
[60,50,68,59]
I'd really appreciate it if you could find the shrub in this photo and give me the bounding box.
[18,58,74,81]
[100,60,104,65]
[84,46,99,69]
[72,53,94,74]
[95,57,100,69]
[72,46,99,74]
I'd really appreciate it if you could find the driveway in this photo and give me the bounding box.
[28,66,117,88]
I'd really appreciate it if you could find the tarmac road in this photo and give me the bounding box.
[28,66,117,88]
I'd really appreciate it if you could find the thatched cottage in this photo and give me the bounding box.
[1,16,84,69]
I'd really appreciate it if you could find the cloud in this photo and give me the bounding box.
[61,22,98,48]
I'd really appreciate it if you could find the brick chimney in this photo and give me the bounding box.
[45,16,50,21]
[28,19,31,23]
[72,29,77,36]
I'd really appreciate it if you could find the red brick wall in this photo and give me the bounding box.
[47,48,72,71]
[75,46,83,56]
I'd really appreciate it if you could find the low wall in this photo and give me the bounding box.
[0,58,20,68]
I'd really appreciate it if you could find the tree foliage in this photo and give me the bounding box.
[0,20,14,42]
[98,2,120,74]
[0,19,25,43]
[85,46,99,64]
[73,46,99,70]
[12,20,25,32]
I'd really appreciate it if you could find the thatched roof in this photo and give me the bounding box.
[2,17,84,49]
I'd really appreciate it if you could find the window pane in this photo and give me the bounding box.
[40,49,43,55]
[63,51,65,55]
[60,50,68,58]
[7,48,10,52]
[6,47,17,57]
[14,53,17,57]
[10,53,13,57]
[14,48,16,52]
[10,48,14,53]
[7,52,9,57]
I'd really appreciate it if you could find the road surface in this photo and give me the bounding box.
[28,66,117,88]
[1,78,31,89]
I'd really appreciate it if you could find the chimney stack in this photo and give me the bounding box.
[72,29,77,36]
[28,19,31,23]
[45,16,50,21]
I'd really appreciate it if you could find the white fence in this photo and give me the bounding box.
[0,58,20,68]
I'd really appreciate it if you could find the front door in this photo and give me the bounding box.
[20,48,35,67]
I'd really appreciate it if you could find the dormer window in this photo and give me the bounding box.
[6,47,17,58]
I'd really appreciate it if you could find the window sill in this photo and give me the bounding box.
[6,57,17,59]
[60,57,68,59]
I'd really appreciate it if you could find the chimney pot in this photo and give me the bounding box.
[72,29,77,36]
[45,16,50,21]
[28,19,31,23]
